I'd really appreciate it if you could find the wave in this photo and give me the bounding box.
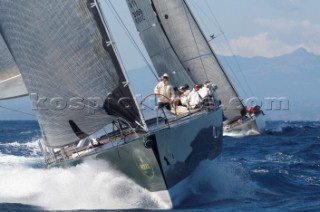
[265,152,304,165]
[169,159,263,208]
[0,153,42,168]
[0,160,170,210]
[223,129,258,138]
[19,130,33,135]
[264,122,295,135]
[265,121,320,135]
[1,121,320,210]
[0,138,170,210]
[0,140,40,149]
[0,139,42,159]
[0,147,264,210]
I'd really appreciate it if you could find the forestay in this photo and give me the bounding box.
[127,0,244,122]
[0,34,28,99]
[0,0,143,147]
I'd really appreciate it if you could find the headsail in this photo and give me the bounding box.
[0,34,28,99]
[127,0,244,122]
[0,0,144,147]
[126,0,194,88]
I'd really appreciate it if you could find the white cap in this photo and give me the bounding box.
[162,73,169,78]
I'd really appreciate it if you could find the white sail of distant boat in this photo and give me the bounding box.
[0,0,223,206]
[126,0,265,135]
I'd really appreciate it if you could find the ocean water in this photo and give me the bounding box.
[0,120,319,211]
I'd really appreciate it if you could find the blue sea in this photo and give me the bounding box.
[0,120,319,211]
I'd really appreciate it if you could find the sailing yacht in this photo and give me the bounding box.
[126,0,265,136]
[223,106,265,136]
[0,0,223,206]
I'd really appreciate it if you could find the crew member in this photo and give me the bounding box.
[154,73,175,110]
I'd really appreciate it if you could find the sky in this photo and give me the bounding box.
[102,0,320,69]
[198,0,320,57]
[1,0,320,120]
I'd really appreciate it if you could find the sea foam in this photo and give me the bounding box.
[0,159,170,210]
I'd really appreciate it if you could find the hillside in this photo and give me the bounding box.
[219,48,320,120]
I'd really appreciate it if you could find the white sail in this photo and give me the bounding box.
[0,0,144,147]
[0,34,28,99]
[127,0,245,122]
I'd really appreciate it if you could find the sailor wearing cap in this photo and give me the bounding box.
[154,73,175,110]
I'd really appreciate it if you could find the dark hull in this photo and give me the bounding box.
[48,108,223,195]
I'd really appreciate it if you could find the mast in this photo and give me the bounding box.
[95,0,147,131]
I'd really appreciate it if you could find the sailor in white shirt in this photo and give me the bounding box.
[154,73,175,110]
[198,82,211,99]
[188,84,202,109]
[171,98,189,115]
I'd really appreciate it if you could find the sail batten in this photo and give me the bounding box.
[0,0,143,147]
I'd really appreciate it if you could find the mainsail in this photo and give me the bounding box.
[0,0,144,147]
[127,0,244,122]
[0,34,28,99]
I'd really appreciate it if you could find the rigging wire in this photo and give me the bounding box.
[210,39,250,98]
[190,0,249,98]
[190,0,254,98]
[184,0,247,106]
[105,0,159,81]
[220,36,254,97]
[204,0,254,97]
[0,104,35,117]
[188,0,219,34]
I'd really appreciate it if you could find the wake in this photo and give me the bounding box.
[0,139,264,210]
[0,140,169,210]
[0,159,170,210]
